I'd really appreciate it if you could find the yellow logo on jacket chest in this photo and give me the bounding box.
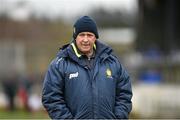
[106,68,112,77]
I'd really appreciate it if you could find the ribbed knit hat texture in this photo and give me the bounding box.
[73,16,99,39]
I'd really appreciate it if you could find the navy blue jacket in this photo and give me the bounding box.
[42,40,132,119]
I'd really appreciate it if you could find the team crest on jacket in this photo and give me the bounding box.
[106,68,112,78]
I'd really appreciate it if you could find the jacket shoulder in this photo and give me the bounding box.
[53,57,64,65]
[49,56,67,72]
[107,52,121,64]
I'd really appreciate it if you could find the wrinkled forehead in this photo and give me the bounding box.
[78,32,95,36]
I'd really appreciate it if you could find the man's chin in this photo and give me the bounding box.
[82,51,90,54]
[82,48,90,52]
[81,49,91,53]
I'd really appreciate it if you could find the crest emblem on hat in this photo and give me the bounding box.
[106,68,112,78]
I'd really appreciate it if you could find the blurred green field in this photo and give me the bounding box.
[0,109,50,119]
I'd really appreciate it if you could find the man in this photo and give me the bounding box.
[42,16,132,119]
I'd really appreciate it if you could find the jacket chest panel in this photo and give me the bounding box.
[96,63,117,95]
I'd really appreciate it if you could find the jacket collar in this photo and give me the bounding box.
[70,42,96,58]
[57,40,113,63]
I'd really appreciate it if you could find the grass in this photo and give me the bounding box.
[0,109,50,119]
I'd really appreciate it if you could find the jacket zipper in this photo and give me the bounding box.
[84,65,95,118]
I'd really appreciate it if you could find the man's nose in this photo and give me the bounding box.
[83,35,88,42]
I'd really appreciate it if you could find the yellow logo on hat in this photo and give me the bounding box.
[106,68,112,77]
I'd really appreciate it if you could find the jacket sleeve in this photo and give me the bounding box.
[114,62,133,119]
[42,58,73,119]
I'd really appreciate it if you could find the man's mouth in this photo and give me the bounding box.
[82,44,90,47]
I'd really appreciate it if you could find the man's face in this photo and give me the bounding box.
[76,32,96,54]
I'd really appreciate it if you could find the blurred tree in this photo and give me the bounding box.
[89,8,136,28]
[0,14,72,75]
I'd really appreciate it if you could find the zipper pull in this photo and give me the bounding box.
[84,65,89,69]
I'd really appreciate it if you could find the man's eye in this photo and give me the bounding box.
[79,34,85,36]
[87,34,93,37]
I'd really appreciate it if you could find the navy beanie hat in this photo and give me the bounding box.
[73,16,99,39]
